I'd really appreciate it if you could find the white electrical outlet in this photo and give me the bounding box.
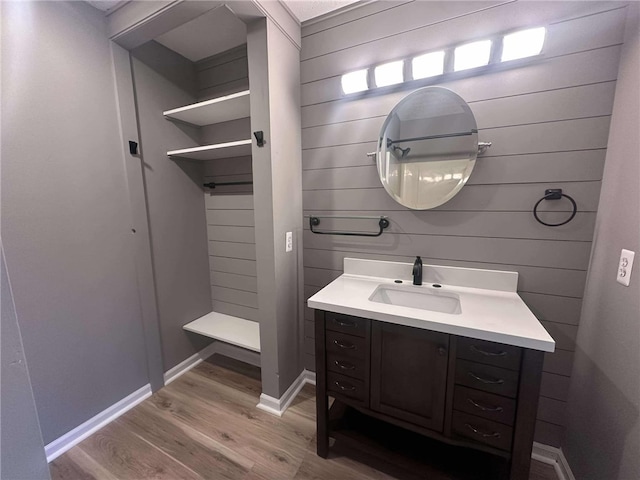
[285,231,293,252]
[616,249,635,286]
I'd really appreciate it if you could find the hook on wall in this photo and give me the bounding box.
[129,141,138,155]
[533,189,577,227]
[253,131,265,147]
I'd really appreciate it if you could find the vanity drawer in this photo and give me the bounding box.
[326,353,366,380]
[453,385,516,426]
[327,372,366,402]
[455,360,520,398]
[325,313,367,338]
[326,331,366,360]
[457,337,522,371]
[452,411,513,452]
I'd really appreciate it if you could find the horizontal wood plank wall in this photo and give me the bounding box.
[197,44,249,102]
[300,1,628,447]
[204,159,257,322]
[197,47,258,324]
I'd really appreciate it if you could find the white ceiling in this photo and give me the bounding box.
[155,6,247,62]
[86,1,123,13]
[282,0,360,23]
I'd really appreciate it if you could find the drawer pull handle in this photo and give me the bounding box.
[465,423,501,439]
[468,372,505,385]
[334,319,357,328]
[334,340,356,350]
[334,360,356,370]
[334,381,356,391]
[470,345,507,357]
[467,398,504,412]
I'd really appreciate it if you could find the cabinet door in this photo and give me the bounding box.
[370,322,449,431]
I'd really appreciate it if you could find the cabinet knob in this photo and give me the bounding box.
[438,346,447,356]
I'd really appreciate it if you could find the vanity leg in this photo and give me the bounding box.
[509,349,544,480]
[315,310,329,458]
[316,393,329,458]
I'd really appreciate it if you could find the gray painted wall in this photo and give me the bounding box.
[131,41,213,372]
[204,156,257,320]
[248,18,304,398]
[1,245,50,480]
[111,41,165,392]
[563,4,640,479]
[300,1,627,446]
[1,1,150,444]
[264,19,304,396]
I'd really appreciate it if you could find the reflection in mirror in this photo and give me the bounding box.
[376,87,479,210]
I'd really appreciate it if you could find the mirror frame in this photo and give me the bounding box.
[376,87,479,210]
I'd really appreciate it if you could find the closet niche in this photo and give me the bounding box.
[114,2,303,403]
[166,56,260,354]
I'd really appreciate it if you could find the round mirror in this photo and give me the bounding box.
[376,87,478,210]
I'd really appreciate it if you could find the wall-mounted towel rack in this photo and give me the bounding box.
[306,215,390,237]
[203,181,253,189]
[533,189,577,227]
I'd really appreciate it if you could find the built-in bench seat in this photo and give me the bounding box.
[183,311,260,352]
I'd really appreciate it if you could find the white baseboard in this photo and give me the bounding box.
[256,369,316,416]
[304,370,316,386]
[557,448,576,480]
[164,341,261,386]
[532,442,576,480]
[46,341,258,463]
[163,341,219,385]
[45,383,151,463]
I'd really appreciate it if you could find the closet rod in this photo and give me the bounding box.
[203,181,253,189]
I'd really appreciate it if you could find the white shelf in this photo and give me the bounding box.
[167,139,252,161]
[163,90,250,127]
[183,312,260,352]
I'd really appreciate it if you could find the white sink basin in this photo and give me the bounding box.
[369,284,462,315]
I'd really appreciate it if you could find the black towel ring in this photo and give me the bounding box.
[533,189,577,227]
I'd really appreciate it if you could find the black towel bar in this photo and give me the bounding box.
[307,215,390,237]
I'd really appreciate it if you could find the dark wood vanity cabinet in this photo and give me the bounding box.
[315,310,544,480]
[371,322,449,431]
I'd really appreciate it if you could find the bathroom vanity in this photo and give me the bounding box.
[308,258,555,480]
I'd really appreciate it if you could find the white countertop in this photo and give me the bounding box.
[307,259,555,352]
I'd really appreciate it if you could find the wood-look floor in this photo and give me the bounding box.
[51,355,558,480]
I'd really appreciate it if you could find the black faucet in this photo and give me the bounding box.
[412,256,423,285]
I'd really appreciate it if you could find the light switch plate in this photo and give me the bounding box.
[285,231,293,252]
[616,249,635,286]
